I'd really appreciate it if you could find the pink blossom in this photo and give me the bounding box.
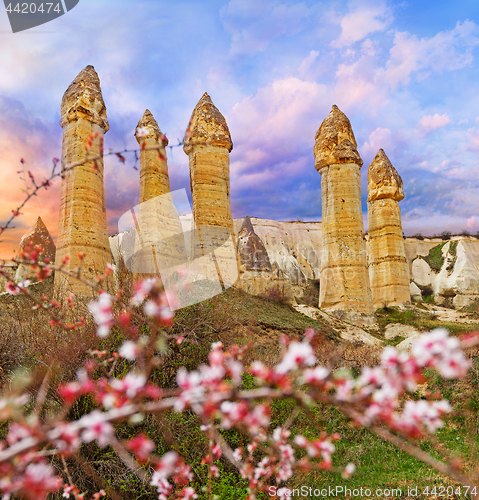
[342,462,356,479]
[303,366,329,385]
[5,280,30,295]
[127,434,155,462]
[51,423,81,454]
[18,462,62,499]
[136,126,149,137]
[276,341,316,374]
[80,410,114,447]
[119,340,139,360]
[131,278,158,306]
[88,293,114,338]
[110,373,146,399]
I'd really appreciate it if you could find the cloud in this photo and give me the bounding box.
[333,48,389,111]
[298,50,319,78]
[220,0,311,55]
[467,127,479,151]
[415,114,451,135]
[332,0,393,48]
[362,127,393,158]
[382,20,479,88]
[0,96,61,258]
[226,77,330,219]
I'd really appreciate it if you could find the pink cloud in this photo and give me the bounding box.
[228,77,331,163]
[466,127,479,151]
[362,127,392,158]
[415,114,451,134]
[467,216,476,229]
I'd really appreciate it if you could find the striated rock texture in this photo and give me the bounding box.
[54,65,112,299]
[367,149,410,307]
[15,217,56,282]
[183,93,239,286]
[314,105,374,323]
[237,216,272,273]
[136,110,170,204]
[132,110,185,277]
[432,240,479,309]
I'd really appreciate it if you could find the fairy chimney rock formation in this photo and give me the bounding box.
[237,216,272,272]
[135,109,170,203]
[314,105,374,324]
[15,217,56,281]
[183,93,239,288]
[367,149,410,307]
[54,65,112,299]
[131,110,185,276]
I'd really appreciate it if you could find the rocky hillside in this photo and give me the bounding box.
[109,218,479,311]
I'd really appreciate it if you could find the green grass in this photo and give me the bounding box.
[422,242,448,271]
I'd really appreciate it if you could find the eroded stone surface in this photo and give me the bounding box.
[367,149,410,307]
[384,323,420,340]
[314,105,374,322]
[314,105,362,171]
[54,65,112,300]
[368,149,404,202]
[183,93,233,153]
[412,258,433,287]
[132,110,185,278]
[15,217,55,281]
[183,93,239,286]
[237,216,272,272]
[410,281,422,301]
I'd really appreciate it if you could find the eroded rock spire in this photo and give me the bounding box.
[183,93,238,288]
[54,65,112,299]
[131,110,185,278]
[314,105,374,325]
[367,149,410,307]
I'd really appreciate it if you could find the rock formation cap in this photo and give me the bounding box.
[367,149,404,202]
[16,216,56,261]
[135,109,169,145]
[183,92,233,154]
[314,105,362,170]
[60,65,109,131]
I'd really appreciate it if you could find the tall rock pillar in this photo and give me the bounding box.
[314,105,374,323]
[132,110,184,277]
[367,149,410,308]
[54,65,111,299]
[183,93,239,288]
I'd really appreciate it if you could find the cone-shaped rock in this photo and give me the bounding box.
[367,149,410,307]
[314,105,374,324]
[237,216,272,272]
[15,217,56,281]
[183,93,239,288]
[183,92,233,154]
[54,65,112,299]
[131,110,185,277]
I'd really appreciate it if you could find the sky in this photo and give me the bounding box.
[1,0,479,259]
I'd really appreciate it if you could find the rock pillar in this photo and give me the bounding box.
[54,65,112,299]
[314,105,374,323]
[132,110,184,277]
[183,92,239,288]
[367,149,410,307]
